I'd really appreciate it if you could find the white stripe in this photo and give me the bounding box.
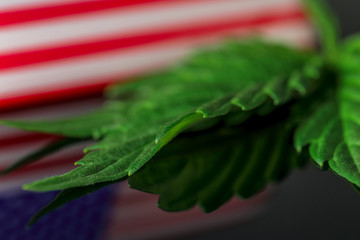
[0,138,53,165]
[0,0,86,10]
[0,97,103,120]
[256,21,313,46]
[0,40,191,97]
[0,127,32,140]
[0,0,299,53]
[0,21,312,98]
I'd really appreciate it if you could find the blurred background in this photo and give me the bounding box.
[0,0,360,239]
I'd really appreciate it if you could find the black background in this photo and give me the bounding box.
[194,1,360,239]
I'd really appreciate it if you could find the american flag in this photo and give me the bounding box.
[0,0,312,239]
[0,0,312,109]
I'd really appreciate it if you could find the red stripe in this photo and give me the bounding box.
[0,0,183,27]
[0,55,170,112]
[0,133,58,149]
[0,82,106,112]
[0,10,305,71]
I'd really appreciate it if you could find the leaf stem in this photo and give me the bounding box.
[303,0,340,65]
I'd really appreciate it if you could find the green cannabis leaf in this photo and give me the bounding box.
[27,102,310,226]
[26,179,118,228]
[1,40,322,192]
[129,107,308,213]
[295,36,360,186]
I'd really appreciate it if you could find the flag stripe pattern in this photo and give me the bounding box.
[0,0,312,109]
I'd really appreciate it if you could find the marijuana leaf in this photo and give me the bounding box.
[295,36,360,187]
[129,107,308,213]
[27,102,310,226]
[1,40,322,193]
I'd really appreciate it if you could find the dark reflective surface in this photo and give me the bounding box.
[192,166,360,240]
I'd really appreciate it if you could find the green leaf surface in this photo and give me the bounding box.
[295,36,360,186]
[28,98,316,223]
[1,40,322,192]
[28,108,302,225]
[27,179,120,228]
[129,109,307,213]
